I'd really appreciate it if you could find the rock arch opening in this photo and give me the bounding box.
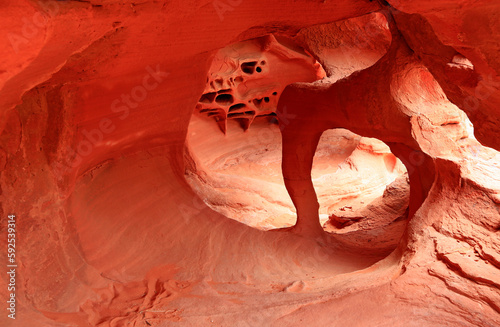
[185,114,409,238]
[185,32,410,252]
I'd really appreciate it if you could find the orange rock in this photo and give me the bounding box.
[1,1,499,326]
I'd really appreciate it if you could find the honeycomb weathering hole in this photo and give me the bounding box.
[241,61,258,74]
[215,93,234,105]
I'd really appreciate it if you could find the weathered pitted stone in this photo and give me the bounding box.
[196,35,324,133]
[1,0,500,326]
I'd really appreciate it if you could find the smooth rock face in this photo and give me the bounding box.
[0,1,499,327]
[186,117,406,231]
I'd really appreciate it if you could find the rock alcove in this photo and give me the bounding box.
[1,1,500,326]
[185,34,410,253]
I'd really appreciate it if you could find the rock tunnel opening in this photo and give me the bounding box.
[184,31,411,254]
[184,10,483,258]
[185,116,409,252]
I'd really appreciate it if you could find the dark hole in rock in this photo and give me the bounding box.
[199,92,216,103]
[241,61,258,74]
[229,103,247,112]
[215,93,234,105]
[200,108,219,113]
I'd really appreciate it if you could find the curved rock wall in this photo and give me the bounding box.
[0,1,499,326]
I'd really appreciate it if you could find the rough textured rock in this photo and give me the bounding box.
[0,1,499,327]
[389,0,500,151]
[195,35,324,133]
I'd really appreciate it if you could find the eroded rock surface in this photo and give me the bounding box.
[196,35,324,133]
[1,1,499,326]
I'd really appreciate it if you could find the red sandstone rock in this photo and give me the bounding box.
[0,1,499,327]
[196,35,324,133]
